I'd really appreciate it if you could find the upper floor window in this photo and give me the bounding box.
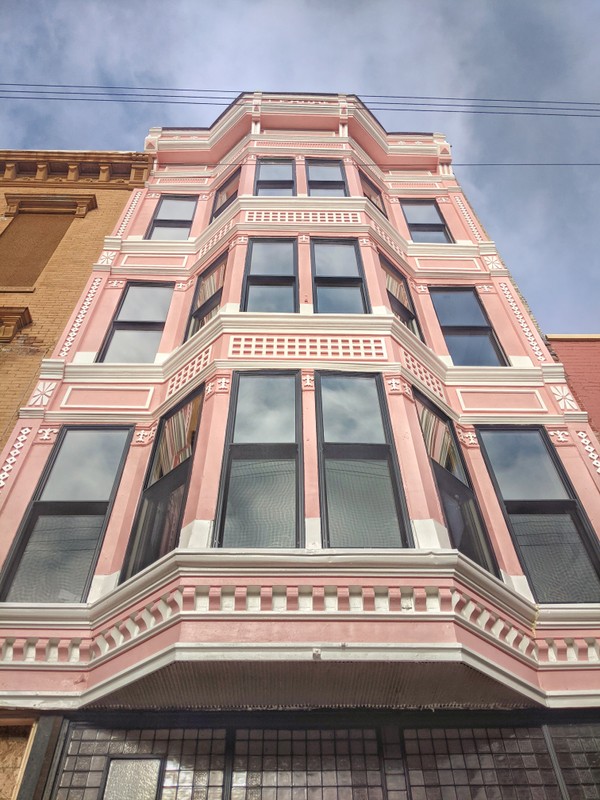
[306,160,348,197]
[2,427,130,602]
[217,373,301,548]
[430,288,507,367]
[98,282,173,363]
[242,239,297,313]
[255,159,295,196]
[147,196,197,240]
[123,392,203,579]
[185,253,227,340]
[479,428,600,603]
[312,240,369,314]
[211,169,240,220]
[416,396,497,574]
[317,373,408,548]
[359,171,386,216]
[401,200,451,243]
[380,254,421,339]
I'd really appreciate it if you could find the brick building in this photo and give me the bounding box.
[0,94,600,799]
[0,150,151,450]
[548,334,600,437]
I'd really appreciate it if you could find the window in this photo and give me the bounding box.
[416,396,497,574]
[430,288,507,366]
[185,253,227,339]
[218,373,301,548]
[242,239,297,313]
[98,283,173,363]
[102,758,163,800]
[123,392,203,579]
[255,159,295,195]
[359,171,386,216]
[379,254,422,339]
[401,200,451,243]
[147,196,197,240]
[317,373,407,548]
[306,160,347,197]
[312,240,369,314]
[479,428,600,602]
[2,428,130,603]
[211,169,240,220]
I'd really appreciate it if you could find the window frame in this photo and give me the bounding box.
[184,252,227,340]
[121,389,204,582]
[215,371,304,549]
[306,159,348,197]
[315,371,411,549]
[241,238,298,313]
[254,158,296,196]
[401,199,453,243]
[311,239,371,314]
[477,425,600,602]
[359,170,387,217]
[379,253,422,339]
[429,286,508,367]
[0,425,132,603]
[96,281,174,364]
[145,195,198,240]
[210,168,241,221]
[415,392,499,575]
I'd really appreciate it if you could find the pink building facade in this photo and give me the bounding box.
[1,93,600,798]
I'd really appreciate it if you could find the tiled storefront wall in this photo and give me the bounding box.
[49,723,600,800]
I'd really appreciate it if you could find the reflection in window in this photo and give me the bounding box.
[185,254,227,339]
[380,254,421,338]
[99,283,173,363]
[401,200,451,243]
[360,171,387,216]
[306,160,347,196]
[124,393,203,579]
[416,398,497,573]
[147,196,197,240]
[480,428,600,602]
[312,240,368,314]
[211,169,240,220]
[430,288,506,366]
[242,239,297,313]
[4,428,130,603]
[318,374,406,548]
[255,159,295,195]
[219,374,300,548]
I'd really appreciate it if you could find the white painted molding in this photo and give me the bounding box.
[411,519,451,548]
[500,571,535,603]
[508,355,535,368]
[87,572,120,603]
[304,518,322,550]
[71,352,97,365]
[179,519,213,549]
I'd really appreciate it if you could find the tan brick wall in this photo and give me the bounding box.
[0,186,132,450]
[0,726,31,800]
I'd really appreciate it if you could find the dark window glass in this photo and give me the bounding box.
[147,196,197,240]
[185,254,227,340]
[401,200,451,243]
[359,172,387,216]
[318,373,406,549]
[306,160,347,197]
[211,169,240,220]
[416,398,497,574]
[255,160,295,196]
[219,374,300,548]
[380,254,422,339]
[430,288,506,367]
[242,239,297,313]
[4,428,129,603]
[479,428,600,602]
[124,393,203,579]
[312,240,368,314]
[98,283,173,364]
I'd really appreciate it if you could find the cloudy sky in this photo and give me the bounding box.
[2,0,599,333]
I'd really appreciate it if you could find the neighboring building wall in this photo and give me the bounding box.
[0,152,151,450]
[548,334,600,435]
